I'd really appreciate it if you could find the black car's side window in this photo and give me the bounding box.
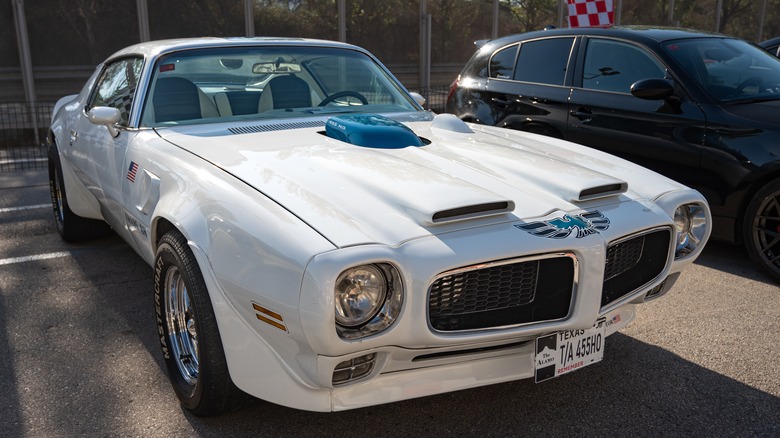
[513,37,574,85]
[89,57,144,125]
[582,39,665,93]
[489,44,518,79]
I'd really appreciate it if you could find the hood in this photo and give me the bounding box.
[157,114,682,247]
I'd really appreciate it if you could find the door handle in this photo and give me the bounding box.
[570,108,593,121]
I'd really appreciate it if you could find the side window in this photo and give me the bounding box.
[514,37,574,85]
[489,45,518,79]
[90,57,143,125]
[582,39,665,93]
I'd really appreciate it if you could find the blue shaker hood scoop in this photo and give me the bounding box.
[325,114,424,149]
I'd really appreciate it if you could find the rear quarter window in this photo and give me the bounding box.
[514,38,574,85]
[489,44,519,79]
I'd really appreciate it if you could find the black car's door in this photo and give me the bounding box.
[482,37,576,138]
[566,37,708,191]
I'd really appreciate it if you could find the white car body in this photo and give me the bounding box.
[49,38,711,413]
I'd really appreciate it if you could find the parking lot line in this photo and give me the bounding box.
[0,204,49,213]
[0,251,69,266]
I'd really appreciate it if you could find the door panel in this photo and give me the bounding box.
[566,89,707,190]
[484,37,576,137]
[70,57,143,237]
[567,38,707,191]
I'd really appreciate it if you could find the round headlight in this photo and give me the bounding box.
[674,206,692,249]
[673,203,707,257]
[334,265,387,328]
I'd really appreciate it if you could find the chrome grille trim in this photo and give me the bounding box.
[600,226,674,313]
[604,234,646,280]
[426,252,579,333]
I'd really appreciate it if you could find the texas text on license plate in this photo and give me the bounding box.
[534,318,606,383]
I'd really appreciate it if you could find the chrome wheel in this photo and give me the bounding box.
[155,230,246,415]
[165,266,199,386]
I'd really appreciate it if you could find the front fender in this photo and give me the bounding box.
[135,136,336,404]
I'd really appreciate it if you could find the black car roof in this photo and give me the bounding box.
[482,26,728,51]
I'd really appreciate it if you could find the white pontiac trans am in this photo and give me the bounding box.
[48,38,711,415]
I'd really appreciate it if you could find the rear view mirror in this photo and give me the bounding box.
[252,62,302,74]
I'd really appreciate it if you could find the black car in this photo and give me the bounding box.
[760,36,780,57]
[446,26,780,282]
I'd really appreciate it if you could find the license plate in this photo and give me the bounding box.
[534,318,606,383]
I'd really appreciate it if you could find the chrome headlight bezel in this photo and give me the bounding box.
[334,263,403,340]
[673,203,708,258]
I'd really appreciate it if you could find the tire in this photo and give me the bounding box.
[154,230,246,416]
[48,143,112,242]
[743,179,780,283]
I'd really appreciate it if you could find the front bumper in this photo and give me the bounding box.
[204,195,705,412]
[324,305,635,411]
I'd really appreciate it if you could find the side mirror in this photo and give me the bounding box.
[87,106,121,137]
[630,78,675,100]
[409,92,426,107]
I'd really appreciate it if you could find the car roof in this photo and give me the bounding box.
[481,26,728,52]
[107,37,363,62]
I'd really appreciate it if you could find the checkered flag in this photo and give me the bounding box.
[567,0,614,28]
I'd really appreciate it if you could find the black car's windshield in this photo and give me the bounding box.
[139,46,420,127]
[663,38,780,103]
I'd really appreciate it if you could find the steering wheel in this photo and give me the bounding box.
[318,91,368,106]
[734,76,764,97]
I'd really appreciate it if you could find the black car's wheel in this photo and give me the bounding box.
[744,179,780,283]
[154,230,246,416]
[48,143,112,242]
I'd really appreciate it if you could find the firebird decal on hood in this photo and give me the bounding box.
[515,211,610,239]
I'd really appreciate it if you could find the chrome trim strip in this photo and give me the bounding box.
[599,226,675,315]
[426,252,579,334]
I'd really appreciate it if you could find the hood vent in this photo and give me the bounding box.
[431,201,514,223]
[229,120,325,135]
[578,183,628,201]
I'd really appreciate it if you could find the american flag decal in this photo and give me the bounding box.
[127,161,139,183]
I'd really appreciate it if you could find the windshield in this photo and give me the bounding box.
[139,46,420,127]
[663,38,780,103]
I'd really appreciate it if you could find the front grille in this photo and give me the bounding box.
[428,255,575,331]
[602,228,671,307]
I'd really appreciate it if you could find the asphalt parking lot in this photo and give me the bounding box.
[1,170,778,437]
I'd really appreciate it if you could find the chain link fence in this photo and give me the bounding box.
[0,102,53,172]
